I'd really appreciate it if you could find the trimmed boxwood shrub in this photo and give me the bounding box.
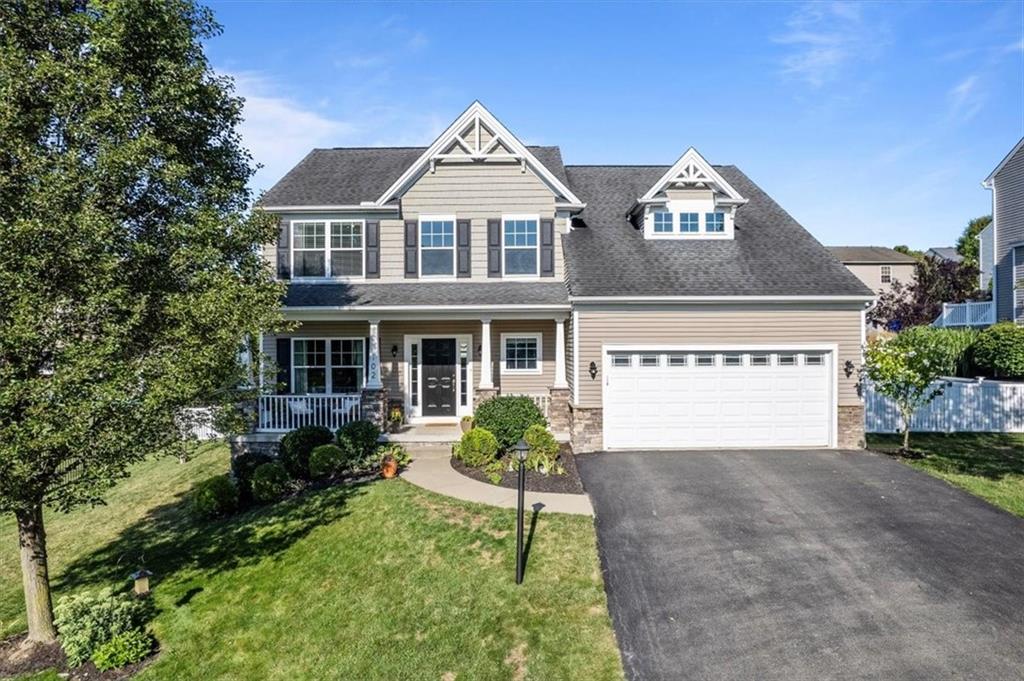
[251,462,290,503]
[473,395,547,451]
[336,420,381,465]
[91,629,155,671]
[279,425,333,480]
[230,450,274,502]
[191,474,239,519]
[973,322,1024,379]
[309,443,355,478]
[53,590,152,667]
[453,428,500,468]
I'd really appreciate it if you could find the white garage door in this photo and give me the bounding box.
[603,349,833,449]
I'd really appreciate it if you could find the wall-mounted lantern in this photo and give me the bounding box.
[588,361,598,380]
[391,344,399,359]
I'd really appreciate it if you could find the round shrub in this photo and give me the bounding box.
[453,428,500,468]
[53,589,152,668]
[279,425,333,480]
[973,322,1024,378]
[308,443,354,478]
[230,451,274,502]
[523,424,563,475]
[251,462,290,503]
[91,629,154,671]
[473,395,547,451]
[191,474,239,519]
[336,420,381,465]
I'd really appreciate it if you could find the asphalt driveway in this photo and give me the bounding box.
[577,449,1024,681]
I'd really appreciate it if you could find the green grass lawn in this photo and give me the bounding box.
[2,444,622,680]
[868,433,1024,517]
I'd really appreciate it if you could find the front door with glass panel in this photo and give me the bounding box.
[422,339,457,416]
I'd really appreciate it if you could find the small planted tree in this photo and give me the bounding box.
[862,328,956,451]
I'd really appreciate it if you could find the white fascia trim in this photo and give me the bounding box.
[285,304,570,312]
[569,295,876,303]
[984,136,1024,185]
[640,147,745,203]
[374,101,584,207]
[262,205,399,213]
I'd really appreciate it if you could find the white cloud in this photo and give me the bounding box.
[774,1,885,87]
[947,74,985,122]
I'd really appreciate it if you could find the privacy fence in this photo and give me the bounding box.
[864,377,1024,434]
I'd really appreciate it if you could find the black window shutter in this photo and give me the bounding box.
[487,218,502,278]
[404,220,418,278]
[540,218,555,277]
[457,219,472,278]
[365,221,380,279]
[277,218,290,279]
[276,338,291,394]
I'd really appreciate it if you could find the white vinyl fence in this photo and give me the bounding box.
[864,377,1024,433]
[178,407,222,441]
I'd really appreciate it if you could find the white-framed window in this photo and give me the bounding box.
[880,265,892,284]
[679,213,699,233]
[750,353,770,366]
[292,338,364,394]
[706,212,725,233]
[777,353,796,366]
[501,333,542,374]
[639,354,660,367]
[503,215,539,276]
[668,354,688,367]
[695,353,715,367]
[420,216,456,277]
[653,211,673,233]
[723,353,743,367]
[804,353,824,366]
[291,220,365,279]
[611,353,631,367]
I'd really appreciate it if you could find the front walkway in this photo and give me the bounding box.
[401,445,593,516]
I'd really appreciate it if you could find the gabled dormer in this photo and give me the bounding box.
[630,147,747,240]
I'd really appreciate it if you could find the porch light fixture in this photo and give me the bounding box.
[588,361,598,379]
[130,569,153,597]
[391,344,398,358]
[514,438,529,585]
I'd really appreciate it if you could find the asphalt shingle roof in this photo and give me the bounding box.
[261,146,570,207]
[828,246,919,264]
[284,282,569,308]
[925,247,963,263]
[563,166,874,298]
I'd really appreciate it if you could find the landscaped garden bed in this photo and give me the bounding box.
[451,443,584,494]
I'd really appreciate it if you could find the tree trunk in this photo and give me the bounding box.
[15,505,56,643]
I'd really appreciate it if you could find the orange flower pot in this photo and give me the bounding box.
[381,454,399,479]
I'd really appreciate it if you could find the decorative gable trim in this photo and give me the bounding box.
[374,101,584,208]
[640,147,746,204]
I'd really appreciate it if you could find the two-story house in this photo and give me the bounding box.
[239,102,873,454]
[828,246,917,296]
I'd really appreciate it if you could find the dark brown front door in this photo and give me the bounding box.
[422,338,457,416]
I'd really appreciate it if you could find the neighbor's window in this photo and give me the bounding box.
[706,212,725,233]
[503,217,539,276]
[420,219,455,276]
[330,339,364,392]
[653,211,673,233]
[502,335,541,373]
[679,213,699,233]
[330,221,363,277]
[880,265,892,284]
[293,339,327,393]
[292,222,327,277]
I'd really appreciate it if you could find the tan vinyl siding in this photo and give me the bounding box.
[843,263,916,295]
[574,306,863,408]
[993,144,1024,321]
[492,320,556,395]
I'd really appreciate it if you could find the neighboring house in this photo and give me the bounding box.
[979,222,995,291]
[238,102,873,455]
[828,246,917,295]
[925,246,963,263]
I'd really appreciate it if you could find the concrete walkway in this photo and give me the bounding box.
[401,445,594,516]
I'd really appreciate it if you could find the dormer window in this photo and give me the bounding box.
[706,212,725,233]
[679,213,699,233]
[653,211,673,233]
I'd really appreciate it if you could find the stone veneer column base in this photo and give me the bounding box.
[229,432,282,459]
[547,387,571,434]
[838,404,865,449]
[360,387,388,428]
[474,387,499,408]
[569,404,603,453]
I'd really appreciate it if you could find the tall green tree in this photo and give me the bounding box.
[0,0,283,643]
[955,215,992,267]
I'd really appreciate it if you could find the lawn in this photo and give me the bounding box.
[1,444,622,680]
[868,432,1024,517]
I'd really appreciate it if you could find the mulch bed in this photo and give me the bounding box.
[450,444,585,495]
[0,633,154,680]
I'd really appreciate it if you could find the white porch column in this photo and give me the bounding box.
[367,319,382,389]
[554,317,568,389]
[479,318,493,389]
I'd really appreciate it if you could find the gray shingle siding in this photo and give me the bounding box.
[993,142,1024,322]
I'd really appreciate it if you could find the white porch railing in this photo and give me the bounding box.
[258,394,362,432]
[934,301,995,328]
[865,377,1024,433]
[511,392,551,420]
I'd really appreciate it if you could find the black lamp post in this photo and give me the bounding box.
[514,438,529,585]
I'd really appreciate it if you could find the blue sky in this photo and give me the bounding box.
[206,0,1023,250]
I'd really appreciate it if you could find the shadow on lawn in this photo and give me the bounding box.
[53,474,368,605]
[870,433,1024,480]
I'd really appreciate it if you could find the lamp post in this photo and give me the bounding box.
[514,438,529,585]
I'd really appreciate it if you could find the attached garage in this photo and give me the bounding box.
[602,346,836,449]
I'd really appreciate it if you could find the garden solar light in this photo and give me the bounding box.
[131,568,153,597]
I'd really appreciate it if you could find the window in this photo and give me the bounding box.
[751,354,770,367]
[503,217,539,276]
[292,221,365,278]
[460,342,469,406]
[653,211,673,233]
[668,354,688,367]
[502,334,541,374]
[723,353,742,367]
[293,339,327,393]
[420,218,455,276]
[679,213,699,233]
[611,354,631,367]
[639,354,659,367]
[804,354,824,366]
[777,354,796,366]
[696,354,715,367]
[880,265,892,284]
[293,338,364,394]
[292,222,326,277]
[706,212,725,233]
[410,343,419,407]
